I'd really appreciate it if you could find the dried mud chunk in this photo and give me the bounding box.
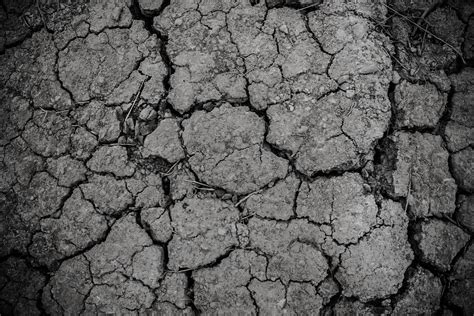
[47,155,87,187]
[2,138,44,187]
[16,172,69,221]
[168,197,240,270]
[286,282,323,315]
[141,207,173,243]
[28,189,108,268]
[0,92,31,146]
[426,8,464,51]
[87,0,132,34]
[58,27,143,103]
[336,200,413,301]
[464,18,474,61]
[1,31,73,111]
[86,214,164,286]
[394,81,447,128]
[183,105,288,194]
[414,219,469,271]
[328,39,391,80]
[80,174,133,216]
[154,273,190,309]
[74,101,121,143]
[248,217,343,259]
[392,267,443,315]
[142,118,185,162]
[378,132,457,218]
[451,147,474,192]
[445,68,474,152]
[138,0,163,16]
[248,279,286,315]
[297,173,378,244]
[22,110,72,157]
[70,127,98,160]
[268,241,328,285]
[193,250,266,314]
[42,255,93,315]
[446,244,474,315]
[0,192,32,257]
[267,93,358,175]
[457,195,474,232]
[87,145,135,177]
[83,280,155,314]
[149,302,194,315]
[333,298,388,316]
[0,257,46,316]
[44,215,164,315]
[168,165,197,201]
[264,8,330,78]
[127,172,167,208]
[308,12,371,54]
[244,174,299,220]
[155,3,246,113]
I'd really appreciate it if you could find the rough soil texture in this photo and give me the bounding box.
[0,0,473,315]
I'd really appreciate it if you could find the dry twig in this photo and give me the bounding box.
[125,80,146,121]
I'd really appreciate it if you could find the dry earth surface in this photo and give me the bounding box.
[0,0,473,315]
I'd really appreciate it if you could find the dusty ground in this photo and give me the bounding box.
[0,0,473,314]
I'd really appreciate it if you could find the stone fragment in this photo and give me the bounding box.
[193,250,266,314]
[28,189,108,268]
[457,195,474,232]
[168,197,240,269]
[244,175,299,220]
[414,219,469,271]
[183,104,288,194]
[0,257,46,316]
[87,146,135,177]
[80,174,133,216]
[142,118,185,163]
[394,81,447,128]
[392,267,443,315]
[297,173,378,244]
[451,147,474,192]
[336,200,413,301]
[447,244,474,315]
[47,155,87,187]
[376,132,457,218]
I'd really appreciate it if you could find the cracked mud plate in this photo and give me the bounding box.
[0,0,473,315]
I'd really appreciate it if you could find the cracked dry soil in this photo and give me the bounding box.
[0,0,473,315]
